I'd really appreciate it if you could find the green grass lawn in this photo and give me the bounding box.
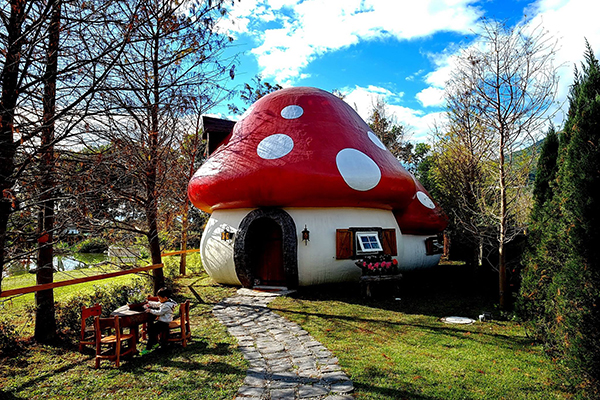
[1,262,579,399]
[1,273,246,400]
[270,264,576,400]
[2,265,142,306]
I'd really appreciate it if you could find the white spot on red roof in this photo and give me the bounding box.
[281,105,303,119]
[367,130,386,150]
[416,191,436,209]
[257,134,294,160]
[335,148,381,191]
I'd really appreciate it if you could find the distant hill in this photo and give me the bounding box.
[513,138,545,184]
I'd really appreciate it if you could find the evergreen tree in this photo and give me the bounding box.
[532,127,560,210]
[519,126,560,322]
[522,42,600,396]
[555,41,600,395]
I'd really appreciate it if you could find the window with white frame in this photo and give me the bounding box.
[356,231,383,253]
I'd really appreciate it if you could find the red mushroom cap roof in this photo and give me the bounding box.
[393,176,449,234]
[188,87,447,234]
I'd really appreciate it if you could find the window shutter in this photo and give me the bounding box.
[382,229,397,256]
[336,229,354,259]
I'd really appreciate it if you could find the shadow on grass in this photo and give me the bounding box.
[3,357,87,396]
[353,381,474,400]
[287,262,501,318]
[95,338,241,372]
[263,263,532,351]
[269,302,527,351]
[4,339,243,399]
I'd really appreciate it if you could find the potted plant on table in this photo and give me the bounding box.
[126,288,148,311]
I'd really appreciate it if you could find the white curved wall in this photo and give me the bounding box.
[401,235,442,269]
[200,208,253,286]
[287,208,399,285]
[200,207,442,287]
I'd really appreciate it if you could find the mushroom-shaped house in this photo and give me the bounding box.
[188,87,448,289]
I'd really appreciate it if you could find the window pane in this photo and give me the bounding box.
[357,232,382,252]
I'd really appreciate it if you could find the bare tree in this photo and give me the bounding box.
[81,0,234,292]
[1,0,138,341]
[166,112,205,275]
[444,18,559,308]
[1,0,43,296]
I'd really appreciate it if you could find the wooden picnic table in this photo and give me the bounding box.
[111,305,153,349]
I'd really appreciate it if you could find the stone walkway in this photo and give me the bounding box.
[212,288,355,400]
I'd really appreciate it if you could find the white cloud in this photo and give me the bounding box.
[222,0,483,83]
[413,0,600,127]
[405,69,425,81]
[416,87,445,107]
[526,0,600,123]
[341,85,443,143]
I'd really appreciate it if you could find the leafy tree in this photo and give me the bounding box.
[228,74,282,115]
[429,120,494,267]
[518,127,561,368]
[367,97,413,164]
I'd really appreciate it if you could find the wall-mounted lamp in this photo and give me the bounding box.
[302,225,310,245]
[221,228,234,241]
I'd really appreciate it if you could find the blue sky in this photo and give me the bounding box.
[215,0,600,143]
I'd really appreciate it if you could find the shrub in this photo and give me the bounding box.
[0,317,22,355]
[161,252,204,277]
[75,237,108,254]
[54,277,152,339]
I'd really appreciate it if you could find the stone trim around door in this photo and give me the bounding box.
[234,208,299,289]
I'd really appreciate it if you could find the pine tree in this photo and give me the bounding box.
[519,126,560,322]
[555,41,600,395]
[523,41,600,396]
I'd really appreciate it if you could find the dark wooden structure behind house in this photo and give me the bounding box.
[202,116,236,156]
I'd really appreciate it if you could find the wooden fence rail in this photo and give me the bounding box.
[0,264,164,298]
[160,249,200,257]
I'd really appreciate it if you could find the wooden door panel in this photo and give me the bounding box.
[250,218,285,286]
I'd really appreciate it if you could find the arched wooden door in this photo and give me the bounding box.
[234,208,298,289]
[247,218,286,287]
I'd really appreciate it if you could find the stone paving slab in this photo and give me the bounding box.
[213,289,354,399]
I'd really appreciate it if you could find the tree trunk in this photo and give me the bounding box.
[147,208,164,293]
[477,236,484,269]
[0,0,26,294]
[179,200,189,275]
[498,134,508,310]
[147,24,164,294]
[35,0,61,343]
